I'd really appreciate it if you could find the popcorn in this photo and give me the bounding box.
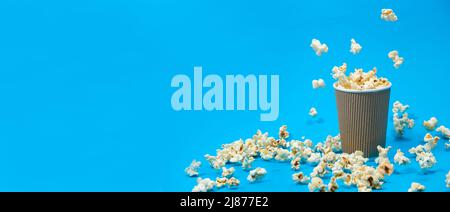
[221,167,235,178]
[328,177,339,192]
[292,172,310,184]
[308,177,326,192]
[408,145,426,156]
[436,125,450,139]
[416,151,437,170]
[227,177,240,188]
[310,161,329,178]
[307,152,322,165]
[260,148,275,160]
[278,125,289,141]
[377,160,394,176]
[310,39,328,56]
[323,134,342,153]
[215,177,229,188]
[394,149,410,165]
[381,9,398,22]
[423,117,438,131]
[275,148,291,161]
[392,101,414,136]
[291,157,301,170]
[192,178,215,192]
[333,65,390,90]
[388,50,404,69]
[375,145,392,164]
[242,156,255,170]
[408,182,425,192]
[185,160,201,177]
[349,38,362,55]
[446,171,450,188]
[312,78,326,89]
[423,133,439,151]
[247,167,267,182]
[307,107,318,118]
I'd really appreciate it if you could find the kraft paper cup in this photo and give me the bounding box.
[334,83,391,157]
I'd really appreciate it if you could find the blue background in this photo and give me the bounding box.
[0,0,449,191]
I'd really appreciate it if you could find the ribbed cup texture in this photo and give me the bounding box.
[335,88,390,157]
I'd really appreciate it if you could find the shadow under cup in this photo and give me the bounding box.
[334,83,391,158]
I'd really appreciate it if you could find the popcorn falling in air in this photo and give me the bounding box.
[436,125,450,139]
[310,39,328,56]
[221,167,235,178]
[394,149,410,165]
[349,38,362,55]
[247,167,267,183]
[392,101,415,136]
[423,117,438,131]
[292,172,310,184]
[388,50,404,69]
[381,9,398,22]
[185,160,201,177]
[308,177,326,192]
[375,145,392,164]
[312,78,326,89]
[416,151,437,170]
[446,171,450,188]
[192,178,215,192]
[408,182,425,192]
[331,63,347,80]
[423,133,439,151]
[309,107,318,117]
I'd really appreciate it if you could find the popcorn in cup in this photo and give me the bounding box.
[332,64,391,157]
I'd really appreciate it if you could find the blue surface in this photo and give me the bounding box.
[0,0,449,191]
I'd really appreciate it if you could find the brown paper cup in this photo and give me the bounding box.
[334,83,391,157]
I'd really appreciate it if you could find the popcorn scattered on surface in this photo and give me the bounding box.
[185,160,201,177]
[292,172,310,184]
[291,157,301,170]
[436,125,450,139]
[227,177,240,188]
[377,160,394,176]
[309,107,318,117]
[375,145,391,164]
[392,101,414,136]
[416,151,437,170]
[388,50,404,69]
[310,39,328,56]
[275,148,292,161]
[423,133,439,151]
[215,177,228,188]
[192,178,215,192]
[242,156,255,170]
[423,117,438,131]
[408,182,425,192]
[394,149,410,165]
[308,177,326,192]
[381,9,398,22]
[312,78,326,89]
[327,177,339,192]
[247,167,267,183]
[446,171,450,188]
[221,167,235,178]
[350,38,362,55]
[332,64,390,90]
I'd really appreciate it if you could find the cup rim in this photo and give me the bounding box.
[333,82,392,93]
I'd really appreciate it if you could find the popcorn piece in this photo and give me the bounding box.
[291,157,301,170]
[446,171,450,188]
[388,50,404,69]
[394,149,410,165]
[324,134,342,153]
[436,125,450,139]
[192,178,215,192]
[416,151,437,170]
[423,133,439,151]
[408,145,426,156]
[292,172,310,184]
[423,117,438,131]
[350,38,362,55]
[242,156,255,170]
[279,125,289,140]
[310,39,328,56]
[227,177,240,188]
[307,152,322,165]
[328,177,339,192]
[185,160,201,177]
[333,66,390,90]
[308,177,326,192]
[408,182,425,192]
[221,167,235,178]
[247,167,267,182]
[310,161,329,178]
[377,160,394,176]
[312,78,326,89]
[375,145,391,164]
[392,101,414,136]
[260,148,275,160]
[381,9,398,22]
[215,177,228,189]
[275,148,292,161]
[309,107,318,117]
